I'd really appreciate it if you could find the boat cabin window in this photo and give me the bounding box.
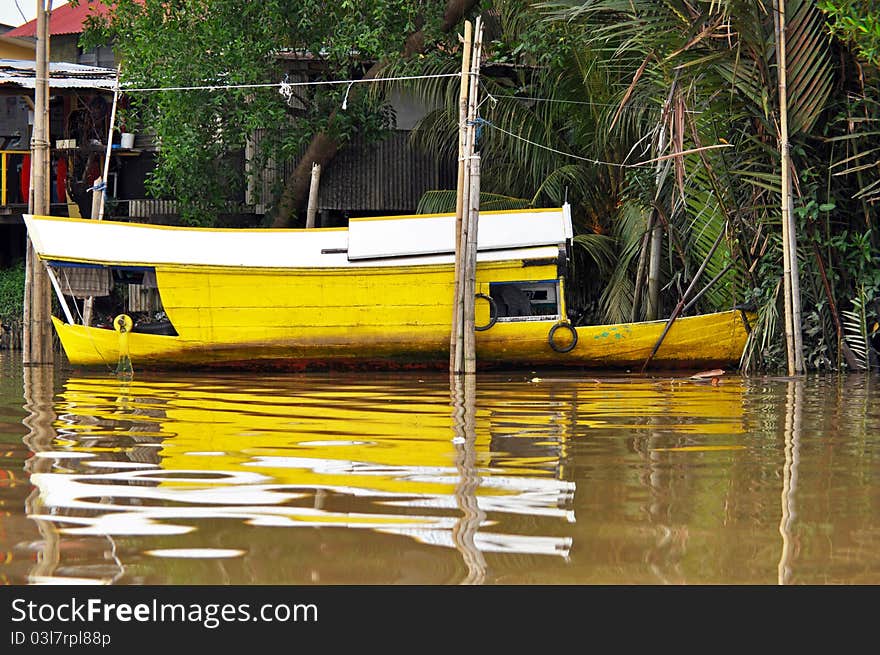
[489,281,560,321]
[47,263,178,336]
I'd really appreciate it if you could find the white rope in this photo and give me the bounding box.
[120,72,461,93]
[480,119,730,168]
[481,120,628,166]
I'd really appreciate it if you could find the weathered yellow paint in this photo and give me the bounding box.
[51,249,753,371]
[55,372,748,500]
[57,376,498,498]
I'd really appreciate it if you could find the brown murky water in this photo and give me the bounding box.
[1,352,878,585]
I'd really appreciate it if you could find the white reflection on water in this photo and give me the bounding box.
[146,548,245,558]
[23,372,576,578]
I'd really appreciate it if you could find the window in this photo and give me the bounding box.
[489,281,559,321]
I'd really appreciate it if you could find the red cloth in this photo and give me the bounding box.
[56,157,68,203]
[20,153,30,205]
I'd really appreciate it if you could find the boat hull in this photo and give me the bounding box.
[25,210,752,372]
[52,308,752,371]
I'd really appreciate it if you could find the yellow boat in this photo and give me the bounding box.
[23,206,752,370]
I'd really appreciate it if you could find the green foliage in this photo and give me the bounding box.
[842,285,873,369]
[0,262,25,322]
[80,0,443,225]
[819,0,880,66]
[415,191,533,213]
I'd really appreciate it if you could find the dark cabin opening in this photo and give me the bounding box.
[489,281,560,321]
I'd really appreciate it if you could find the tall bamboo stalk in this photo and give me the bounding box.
[775,0,804,375]
[452,17,483,376]
[463,154,480,375]
[23,0,53,366]
[450,20,473,374]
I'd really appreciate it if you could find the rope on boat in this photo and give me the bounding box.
[113,314,134,379]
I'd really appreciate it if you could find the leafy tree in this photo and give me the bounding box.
[80,0,475,226]
[529,0,878,370]
[819,0,880,65]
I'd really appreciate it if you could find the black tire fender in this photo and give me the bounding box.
[474,293,498,331]
[548,321,578,353]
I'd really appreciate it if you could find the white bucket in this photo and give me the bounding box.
[120,132,135,149]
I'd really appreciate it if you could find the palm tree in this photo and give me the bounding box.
[536,0,846,371]
[384,1,876,370]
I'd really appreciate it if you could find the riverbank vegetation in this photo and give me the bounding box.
[53,1,879,371]
[0,262,24,350]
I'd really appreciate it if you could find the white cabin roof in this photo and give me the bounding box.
[347,206,573,260]
[24,206,572,270]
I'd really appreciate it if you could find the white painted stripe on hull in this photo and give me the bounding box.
[24,214,565,269]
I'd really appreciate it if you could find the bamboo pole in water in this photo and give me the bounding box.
[450,20,473,375]
[775,0,804,375]
[454,17,483,376]
[463,154,481,375]
[23,1,53,366]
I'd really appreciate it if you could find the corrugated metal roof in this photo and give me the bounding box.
[0,58,116,89]
[314,131,456,212]
[4,2,110,38]
[249,130,455,215]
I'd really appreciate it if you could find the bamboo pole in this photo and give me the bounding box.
[23,0,53,366]
[82,69,121,326]
[305,162,321,228]
[97,66,121,221]
[450,20,473,375]
[22,363,59,582]
[788,191,805,372]
[776,0,804,375]
[463,154,480,375]
[453,17,483,376]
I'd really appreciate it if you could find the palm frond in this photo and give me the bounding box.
[785,0,836,135]
[842,287,871,370]
[572,232,617,279]
[415,190,533,214]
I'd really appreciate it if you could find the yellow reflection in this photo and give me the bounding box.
[33,373,583,565]
[25,370,750,581]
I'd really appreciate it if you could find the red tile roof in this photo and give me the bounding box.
[5,2,111,38]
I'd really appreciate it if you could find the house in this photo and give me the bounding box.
[0,31,35,60]
[1,2,152,269]
[3,1,115,67]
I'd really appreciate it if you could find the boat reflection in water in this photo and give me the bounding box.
[26,371,594,584]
